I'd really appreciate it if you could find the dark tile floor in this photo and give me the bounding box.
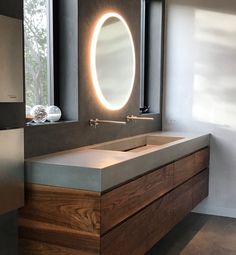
[147,213,236,255]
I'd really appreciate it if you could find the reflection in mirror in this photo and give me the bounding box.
[91,13,136,110]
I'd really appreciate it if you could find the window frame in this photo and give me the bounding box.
[140,0,165,115]
[47,0,55,105]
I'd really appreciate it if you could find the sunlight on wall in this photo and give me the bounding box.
[195,10,236,49]
[192,9,236,127]
[164,0,236,219]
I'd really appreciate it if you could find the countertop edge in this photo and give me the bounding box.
[25,133,211,192]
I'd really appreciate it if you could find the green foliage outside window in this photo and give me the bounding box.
[24,0,49,107]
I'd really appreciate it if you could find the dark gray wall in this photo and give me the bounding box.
[145,0,163,114]
[54,0,79,121]
[0,1,160,254]
[25,0,161,158]
[0,0,23,19]
[0,211,18,255]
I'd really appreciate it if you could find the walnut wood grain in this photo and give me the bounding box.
[19,148,209,254]
[192,169,209,208]
[18,218,100,253]
[173,154,195,185]
[101,170,209,255]
[19,239,94,255]
[194,148,210,175]
[102,194,171,255]
[101,148,209,234]
[19,184,100,235]
[19,185,100,255]
[171,178,193,225]
[174,147,209,185]
[101,164,174,234]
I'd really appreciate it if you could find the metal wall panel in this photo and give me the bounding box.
[0,15,23,102]
[0,128,24,215]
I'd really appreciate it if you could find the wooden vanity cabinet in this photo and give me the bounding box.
[18,147,209,255]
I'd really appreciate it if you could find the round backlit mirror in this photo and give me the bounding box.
[91,13,136,111]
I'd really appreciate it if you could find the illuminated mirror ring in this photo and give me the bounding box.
[91,12,136,111]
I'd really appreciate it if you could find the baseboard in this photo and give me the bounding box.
[192,205,236,219]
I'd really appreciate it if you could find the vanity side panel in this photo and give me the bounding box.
[18,219,100,255]
[19,184,100,234]
[101,170,209,255]
[19,239,93,255]
[18,184,101,255]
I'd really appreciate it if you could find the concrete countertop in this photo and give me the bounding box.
[25,132,211,192]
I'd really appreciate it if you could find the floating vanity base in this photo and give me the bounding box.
[19,148,209,255]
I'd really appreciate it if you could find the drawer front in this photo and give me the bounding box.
[195,148,209,175]
[101,164,174,234]
[101,148,209,234]
[101,170,209,255]
[171,180,193,225]
[174,148,209,185]
[174,154,195,185]
[101,195,172,255]
[192,169,209,208]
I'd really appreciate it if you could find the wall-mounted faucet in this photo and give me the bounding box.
[90,115,154,128]
[89,119,127,128]
[126,115,154,122]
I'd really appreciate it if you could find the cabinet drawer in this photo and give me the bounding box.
[195,148,209,175]
[101,194,172,255]
[101,170,209,255]
[101,164,174,234]
[174,154,195,185]
[101,148,209,234]
[174,148,209,185]
[171,180,193,224]
[192,169,209,208]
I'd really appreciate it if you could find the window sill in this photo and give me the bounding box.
[25,120,79,127]
[140,112,161,117]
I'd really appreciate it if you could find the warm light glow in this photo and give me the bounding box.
[90,12,136,111]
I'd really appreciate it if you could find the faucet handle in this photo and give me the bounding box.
[89,119,99,128]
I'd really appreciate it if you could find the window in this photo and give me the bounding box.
[140,0,164,114]
[24,0,54,108]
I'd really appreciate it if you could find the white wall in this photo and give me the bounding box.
[163,0,236,218]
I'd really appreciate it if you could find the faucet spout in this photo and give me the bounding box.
[90,119,127,128]
[126,115,154,122]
